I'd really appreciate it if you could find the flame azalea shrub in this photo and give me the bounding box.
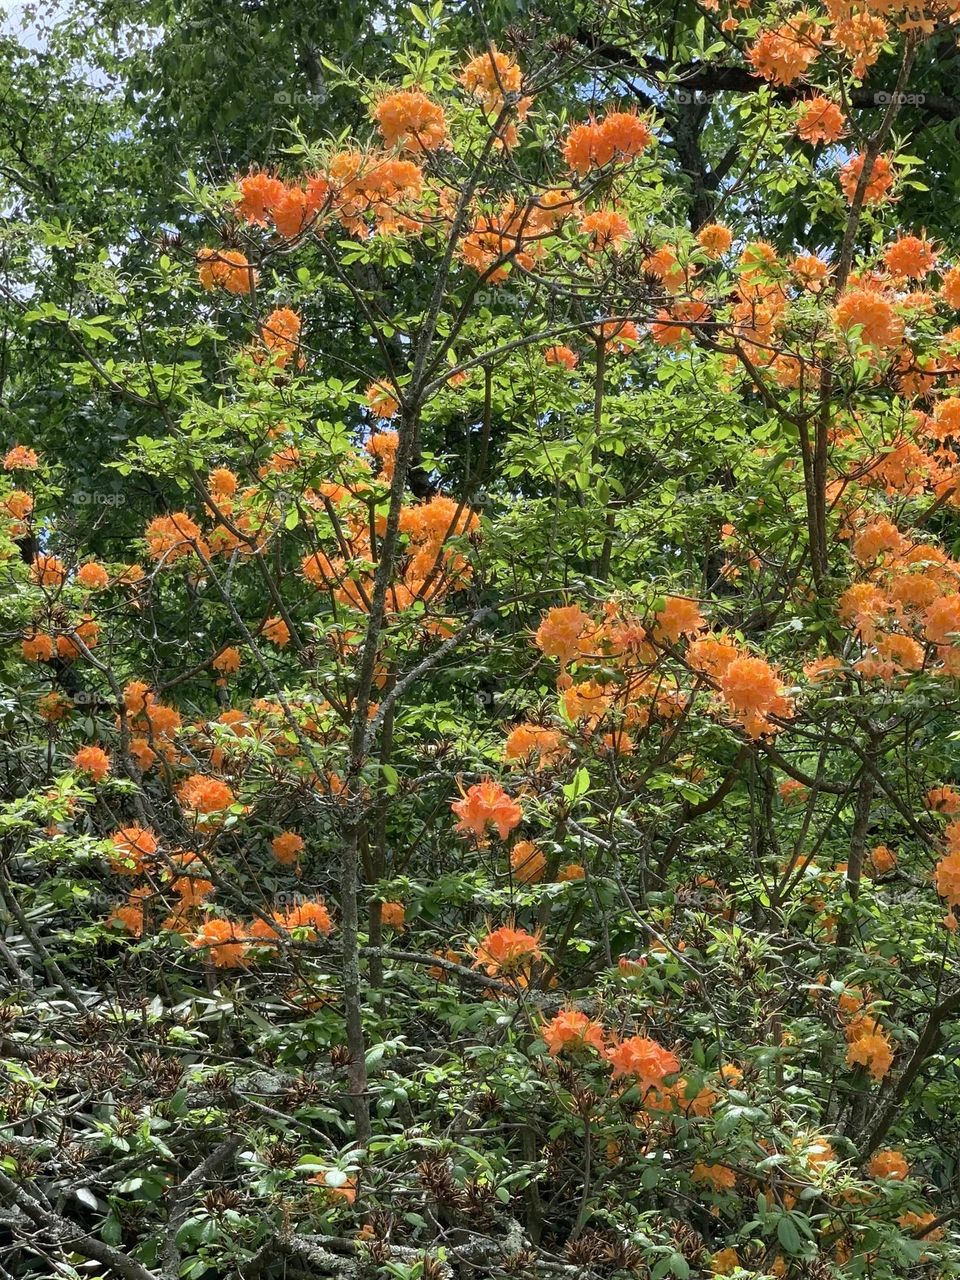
[5,7,960,1280]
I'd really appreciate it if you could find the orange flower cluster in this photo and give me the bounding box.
[177,773,236,823]
[259,307,302,369]
[607,1034,681,1089]
[935,820,960,906]
[473,922,542,977]
[122,681,183,772]
[504,723,567,768]
[452,779,523,841]
[834,289,905,350]
[832,9,888,79]
[837,518,960,681]
[197,248,257,293]
[796,96,845,144]
[845,1014,895,1081]
[459,47,531,146]
[545,344,578,369]
[510,839,546,883]
[145,512,208,563]
[109,826,159,876]
[541,1008,606,1057]
[839,153,895,205]
[271,830,305,866]
[746,11,823,86]
[884,234,938,279]
[301,484,478,624]
[563,110,652,175]
[374,89,448,152]
[696,223,733,258]
[868,1149,910,1181]
[328,151,425,237]
[192,917,249,968]
[689,638,794,738]
[236,170,329,238]
[73,745,111,782]
[3,444,39,470]
[249,898,334,941]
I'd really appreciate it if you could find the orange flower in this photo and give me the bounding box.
[581,208,631,250]
[653,595,705,645]
[839,153,894,205]
[262,615,290,647]
[307,1170,357,1203]
[74,745,111,782]
[868,1149,909,1181]
[109,826,158,875]
[209,467,238,496]
[845,1017,894,1081]
[563,111,652,174]
[942,265,960,309]
[710,1248,741,1276]
[177,774,235,819]
[718,655,792,738]
[834,290,903,350]
[545,344,578,369]
[283,898,334,936]
[145,512,207,563]
[171,874,214,906]
[746,12,822,86]
[696,223,732,258]
[3,444,39,470]
[607,1034,680,1088]
[374,89,448,152]
[56,617,99,660]
[852,517,904,564]
[196,247,257,293]
[778,778,809,806]
[380,900,406,929]
[260,308,301,367]
[366,380,399,420]
[38,692,71,722]
[796,96,845,144]
[510,840,546,884]
[935,849,960,906]
[21,633,54,663]
[869,844,897,875]
[927,785,960,815]
[460,46,523,115]
[791,252,830,292]
[212,647,242,675]
[925,594,960,646]
[650,300,711,346]
[692,1162,737,1192]
[535,604,593,667]
[504,723,566,767]
[110,895,148,936]
[541,1009,605,1056]
[236,171,284,225]
[365,429,399,481]
[474,923,542,976]
[884,234,938,280]
[271,831,305,866]
[74,561,108,591]
[557,862,585,882]
[452,779,523,841]
[899,1211,941,1244]
[191,917,248,967]
[271,185,314,238]
[31,553,66,587]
